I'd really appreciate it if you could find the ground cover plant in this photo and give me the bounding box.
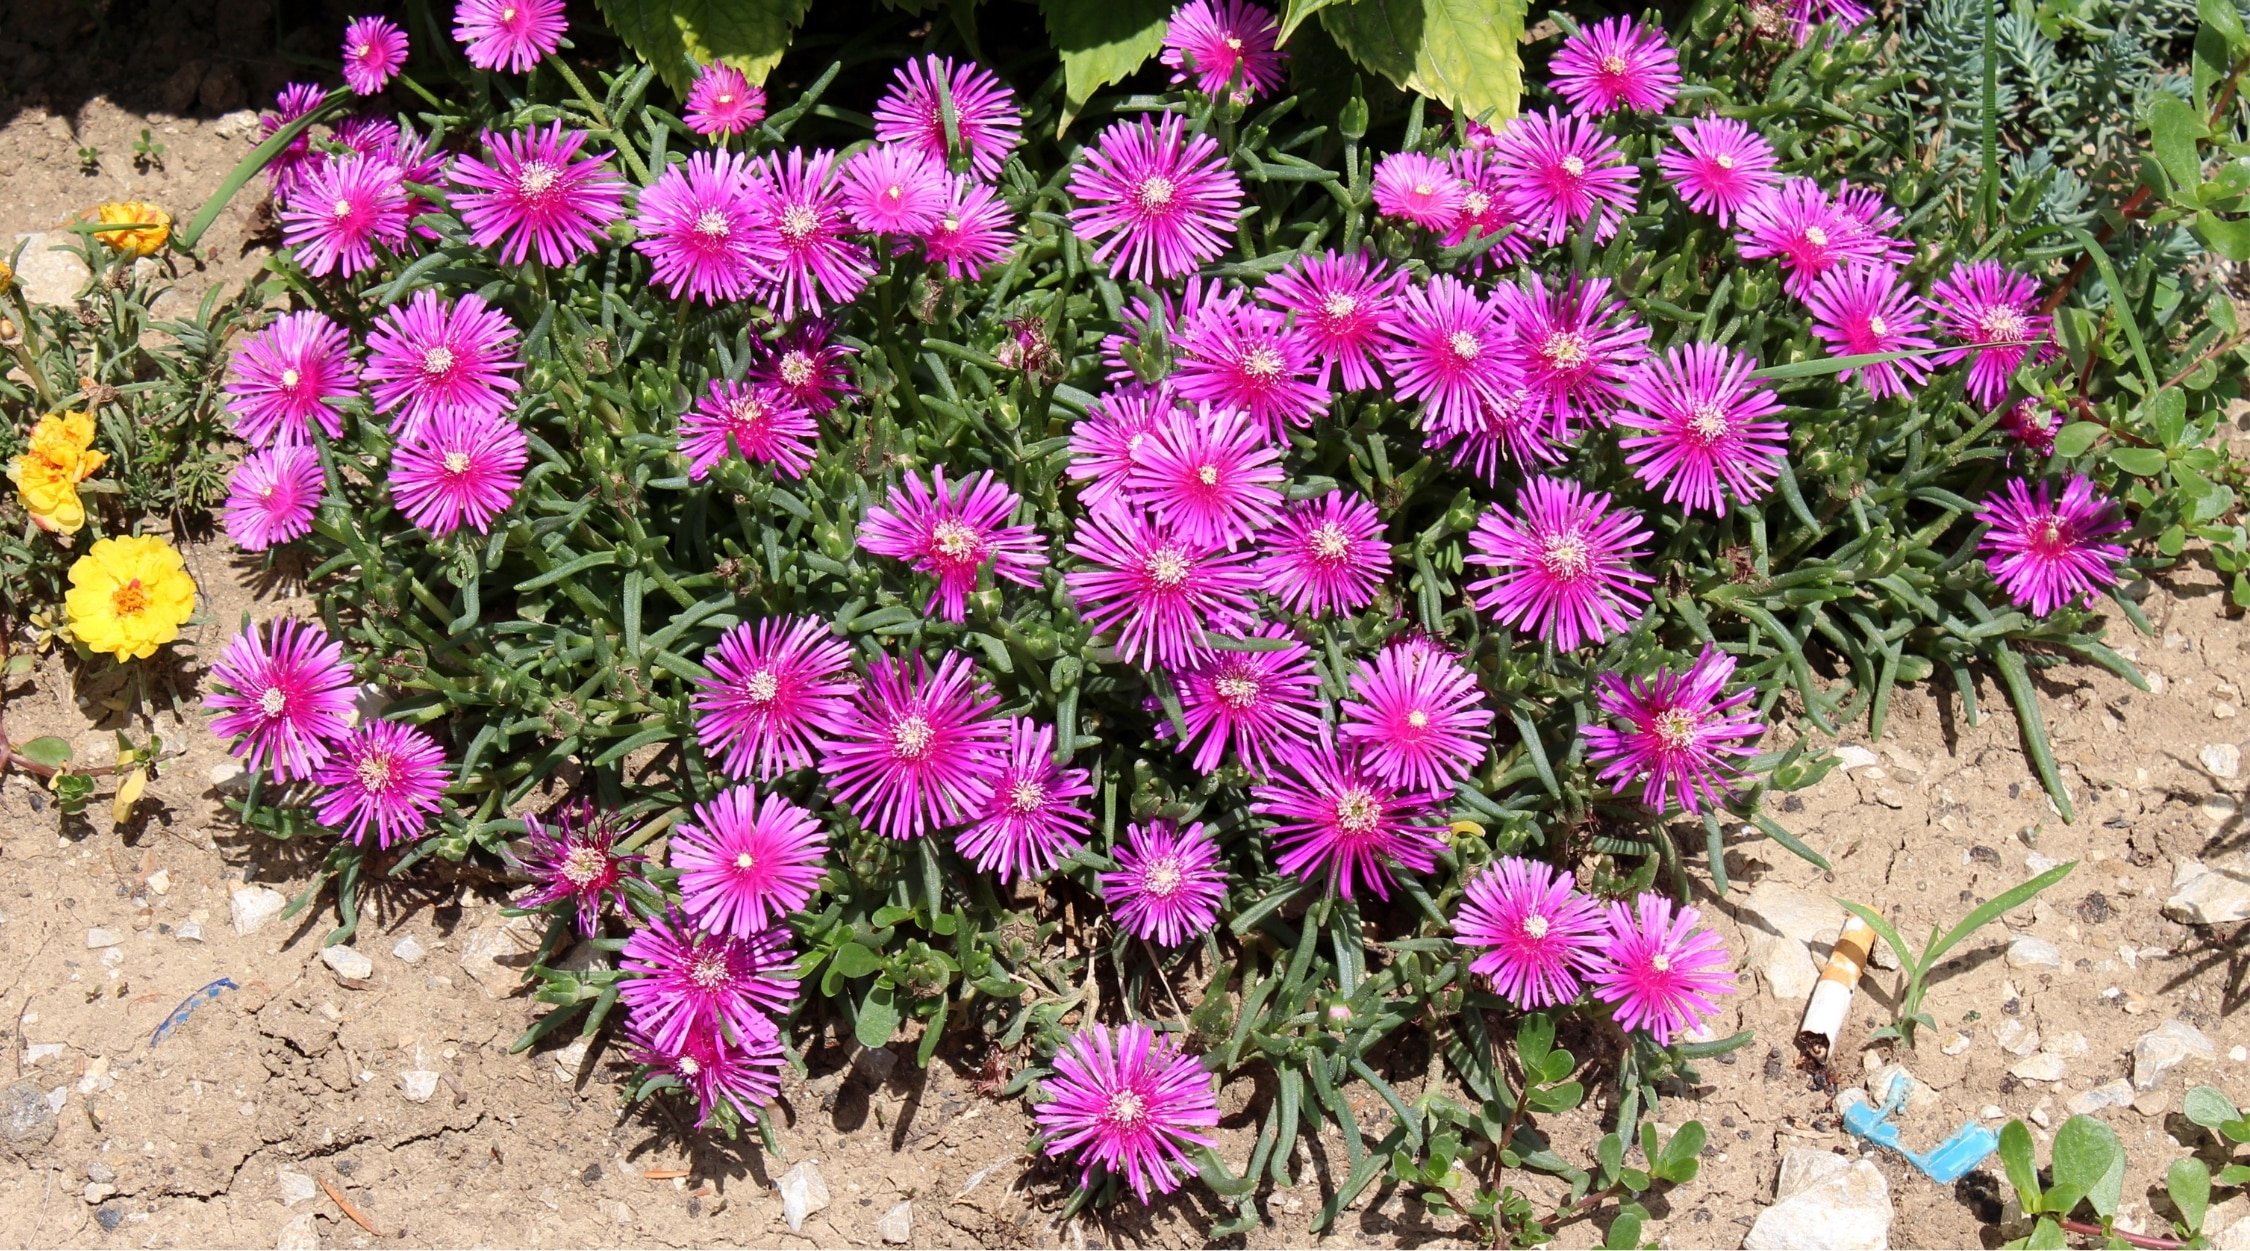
[8,0,2248,1243]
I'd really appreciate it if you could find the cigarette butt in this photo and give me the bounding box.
[1795,915,1877,1064]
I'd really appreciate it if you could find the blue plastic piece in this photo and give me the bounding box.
[1839,1075,1997,1185]
[149,977,239,1048]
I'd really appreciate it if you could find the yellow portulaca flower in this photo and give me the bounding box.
[64,535,197,661]
[93,201,171,257]
[6,410,109,533]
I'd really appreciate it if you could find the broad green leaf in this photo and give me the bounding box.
[2023,1216,2067,1249]
[1036,0,1171,116]
[2204,0,2250,53]
[2149,388,2189,445]
[2052,422,2103,458]
[594,0,815,96]
[854,979,900,1048]
[2150,95,2210,196]
[2051,1115,2124,1218]
[1280,0,1353,43]
[830,941,883,979]
[2167,1158,2210,1234]
[1601,1204,1646,1250]
[1516,1011,1555,1071]
[1323,0,1525,127]
[1999,1121,2042,1212]
[17,736,72,770]
[2193,211,2250,261]
[2183,1085,2242,1133]
[2108,447,2169,476]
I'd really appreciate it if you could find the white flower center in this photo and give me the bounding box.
[688,950,730,989]
[1600,53,1628,76]
[892,714,936,761]
[353,751,394,792]
[1196,464,1220,486]
[695,209,731,239]
[1143,856,1184,898]
[742,668,780,704]
[931,519,981,562]
[1981,307,2028,344]
[1653,707,1701,751]
[1308,521,1351,561]
[1322,292,1357,319]
[1560,155,1586,178]
[1688,402,1731,442]
[1541,332,1589,370]
[1242,346,1284,380]
[1541,532,1592,581]
[1146,546,1192,588]
[1008,779,1046,813]
[443,450,471,474]
[1650,953,1672,973]
[1867,315,1889,339]
[421,346,456,377]
[1523,913,1549,939]
[1335,788,1381,835]
[259,687,289,716]
[1137,176,1176,210]
[1449,330,1481,363]
[779,353,815,386]
[717,93,734,105]
[560,845,608,886]
[331,198,354,219]
[517,161,559,197]
[1105,1089,1148,1127]
[1803,225,1829,248]
[1406,709,1428,729]
[677,1054,701,1076]
[1713,153,1736,170]
[734,851,755,870]
[1213,673,1260,709]
[280,367,302,389]
[1463,190,1491,217]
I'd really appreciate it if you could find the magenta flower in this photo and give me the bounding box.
[1496,274,1650,433]
[859,467,1045,621]
[1425,380,1561,483]
[1127,405,1286,549]
[393,411,525,536]
[1657,118,1779,226]
[692,617,855,781]
[821,650,1008,840]
[1585,647,1764,814]
[2000,399,2059,458]
[1467,477,1653,652]
[1101,278,1237,392]
[1065,512,1259,671]
[1787,0,1873,42]
[842,143,948,236]
[628,1020,785,1130]
[1383,274,1516,433]
[1256,492,1392,617]
[618,911,797,1053]
[632,149,769,305]
[312,717,449,848]
[280,152,410,277]
[1832,182,1914,268]
[755,320,857,416]
[1976,476,2128,616]
[1927,260,2051,409]
[751,148,874,318]
[1101,820,1228,947]
[1260,250,1406,391]
[685,63,766,137]
[1161,0,1286,103]
[205,617,356,782]
[1372,152,1463,230]
[506,800,647,937]
[1171,301,1325,435]
[1491,108,1637,246]
[1170,624,1323,776]
[1735,177,1887,297]
[678,379,816,482]
[260,83,328,205]
[224,311,357,447]
[1454,857,1605,1008]
[448,122,627,268]
[872,55,1024,182]
[1587,894,1734,1045]
[1551,17,1681,114]
[921,177,1018,279]
[1256,740,1444,901]
[1068,387,1176,521]
[1442,149,1535,269]
[1804,262,1936,401]
[342,16,409,95]
[673,787,827,938]
[364,290,522,440]
[1617,342,1790,517]
[957,718,1095,883]
[1340,637,1494,796]
[223,443,325,551]
[1067,114,1245,284]
[1036,1022,1220,1200]
[453,0,565,73]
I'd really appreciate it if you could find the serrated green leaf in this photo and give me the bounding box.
[594,0,814,96]
[1279,0,1352,43]
[1036,0,1171,115]
[1323,0,1524,126]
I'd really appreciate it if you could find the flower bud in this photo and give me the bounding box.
[1340,94,1369,142]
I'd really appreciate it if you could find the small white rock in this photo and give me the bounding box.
[2215,702,2239,720]
[24,1043,64,1067]
[2010,1053,2068,1083]
[175,921,204,944]
[1744,1152,1892,1251]
[778,1160,830,1233]
[84,928,122,950]
[2230,1046,2247,1063]
[2133,1020,2217,1090]
[2006,936,2064,970]
[2066,1079,2137,1116]
[146,869,171,895]
[274,1211,319,1251]
[553,1039,590,1083]
[1834,744,1881,772]
[1941,1032,1974,1056]
[319,946,373,982]
[1996,1019,2043,1057]
[208,761,248,794]
[2165,859,2250,925]
[1980,1104,2006,1121]
[2026,851,2062,874]
[391,935,427,965]
[876,1200,912,1245]
[2200,743,2242,780]
[398,1071,441,1104]
[230,886,289,936]
[276,1169,318,1207]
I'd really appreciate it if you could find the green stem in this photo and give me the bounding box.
[395,71,450,114]
[545,53,652,185]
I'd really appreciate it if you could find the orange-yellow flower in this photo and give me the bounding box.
[6,410,109,533]
[93,201,171,257]
[64,535,197,661]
